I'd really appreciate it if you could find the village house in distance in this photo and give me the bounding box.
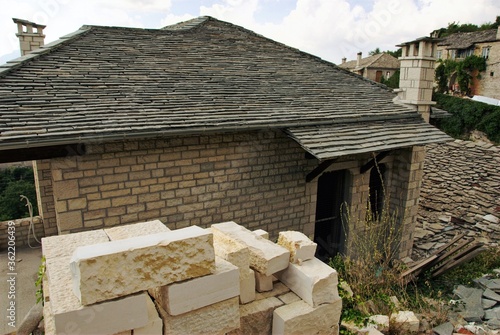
[0,16,450,261]
[338,52,400,83]
[434,19,500,100]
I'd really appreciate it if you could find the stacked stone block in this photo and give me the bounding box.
[42,220,342,334]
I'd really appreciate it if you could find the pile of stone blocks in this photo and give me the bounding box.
[41,220,342,334]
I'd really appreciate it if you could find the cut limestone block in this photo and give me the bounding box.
[255,271,273,292]
[228,297,283,335]
[42,229,109,260]
[272,298,342,335]
[277,291,301,305]
[254,229,269,239]
[151,257,239,315]
[70,226,215,305]
[45,256,149,334]
[241,268,256,304]
[213,233,254,304]
[256,282,291,301]
[213,230,250,270]
[156,296,240,335]
[390,311,419,333]
[277,231,317,264]
[367,315,390,333]
[134,296,163,335]
[211,222,290,276]
[276,257,339,307]
[104,220,170,240]
[43,300,56,335]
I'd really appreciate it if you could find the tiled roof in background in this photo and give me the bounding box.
[437,29,498,49]
[338,53,400,71]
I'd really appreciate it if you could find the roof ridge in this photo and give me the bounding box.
[162,16,211,31]
[363,53,384,67]
[0,25,92,78]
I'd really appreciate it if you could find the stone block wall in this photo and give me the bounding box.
[477,42,500,100]
[33,129,425,258]
[41,130,316,238]
[33,160,58,236]
[389,146,426,258]
[0,216,44,250]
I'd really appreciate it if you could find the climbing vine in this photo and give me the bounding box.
[435,55,487,95]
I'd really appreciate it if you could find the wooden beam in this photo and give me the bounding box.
[306,159,337,183]
[360,151,391,174]
[0,144,86,163]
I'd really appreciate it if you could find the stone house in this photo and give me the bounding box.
[338,52,400,83]
[435,25,500,99]
[0,17,450,258]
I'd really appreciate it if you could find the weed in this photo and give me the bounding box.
[35,256,46,305]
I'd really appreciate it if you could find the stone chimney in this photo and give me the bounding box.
[356,52,362,67]
[396,37,440,122]
[13,18,46,56]
[341,57,346,64]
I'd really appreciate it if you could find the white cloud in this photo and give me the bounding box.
[2,0,500,65]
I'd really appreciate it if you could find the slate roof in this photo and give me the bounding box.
[0,16,450,158]
[338,53,399,72]
[437,29,498,50]
[286,120,450,160]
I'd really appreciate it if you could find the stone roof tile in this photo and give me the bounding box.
[438,29,498,50]
[0,16,443,151]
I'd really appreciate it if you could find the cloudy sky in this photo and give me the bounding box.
[1,0,499,65]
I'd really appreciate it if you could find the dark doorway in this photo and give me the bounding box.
[375,70,383,82]
[369,164,386,219]
[314,170,348,260]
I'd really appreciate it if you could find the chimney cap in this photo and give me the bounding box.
[12,18,46,29]
[357,51,362,55]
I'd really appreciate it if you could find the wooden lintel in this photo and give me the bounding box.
[0,143,86,164]
[360,151,392,174]
[306,159,337,183]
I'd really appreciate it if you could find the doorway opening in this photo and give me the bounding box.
[314,169,348,260]
[369,164,386,220]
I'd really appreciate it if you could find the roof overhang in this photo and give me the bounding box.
[285,118,453,162]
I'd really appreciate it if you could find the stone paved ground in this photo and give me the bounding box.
[412,140,500,261]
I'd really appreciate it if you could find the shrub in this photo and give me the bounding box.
[433,92,500,144]
[0,166,38,221]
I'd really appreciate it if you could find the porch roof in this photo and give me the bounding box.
[285,118,452,161]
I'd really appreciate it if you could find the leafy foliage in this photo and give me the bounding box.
[381,70,400,88]
[36,256,46,305]
[368,47,402,58]
[0,166,38,221]
[431,18,500,38]
[433,92,500,143]
[434,56,487,95]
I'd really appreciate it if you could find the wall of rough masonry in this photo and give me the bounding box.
[476,41,500,100]
[389,146,426,258]
[0,216,44,250]
[34,129,425,258]
[42,220,342,335]
[33,160,58,236]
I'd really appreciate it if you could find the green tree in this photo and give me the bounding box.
[381,70,400,88]
[368,48,402,58]
[0,166,38,221]
[369,47,381,56]
[431,17,499,37]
